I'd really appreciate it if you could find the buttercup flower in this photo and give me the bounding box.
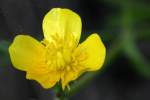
[9,8,106,89]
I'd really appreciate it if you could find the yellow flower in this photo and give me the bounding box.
[9,8,106,89]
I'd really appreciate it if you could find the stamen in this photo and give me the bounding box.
[43,33,87,74]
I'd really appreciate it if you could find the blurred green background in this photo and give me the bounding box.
[0,0,150,100]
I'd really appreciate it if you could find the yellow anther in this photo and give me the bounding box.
[66,65,71,71]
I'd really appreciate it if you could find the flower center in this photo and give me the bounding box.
[42,34,87,72]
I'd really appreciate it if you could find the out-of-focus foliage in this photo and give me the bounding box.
[0,41,10,67]
[67,0,150,96]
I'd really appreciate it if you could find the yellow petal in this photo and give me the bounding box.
[9,35,45,71]
[61,69,79,90]
[42,8,82,48]
[61,63,89,89]
[74,33,106,71]
[26,69,60,89]
[61,34,105,89]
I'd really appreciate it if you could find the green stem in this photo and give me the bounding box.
[53,83,69,100]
